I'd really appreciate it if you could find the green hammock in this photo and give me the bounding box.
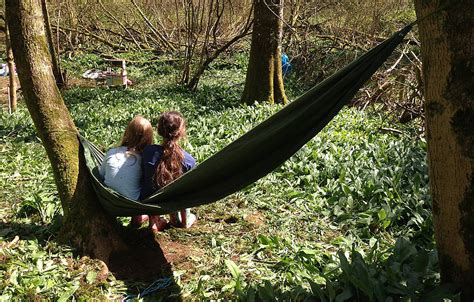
[80,24,412,216]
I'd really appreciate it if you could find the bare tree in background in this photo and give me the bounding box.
[179,0,254,90]
[5,25,16,112]
[1,11,17,112]
[242,0,287,105]
[41,0,64,87]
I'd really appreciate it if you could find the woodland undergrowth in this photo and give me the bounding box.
[0,52,457,301]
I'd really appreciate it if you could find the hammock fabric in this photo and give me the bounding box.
[80,24,412,216]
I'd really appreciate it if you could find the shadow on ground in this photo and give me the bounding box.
[0,220,183,301]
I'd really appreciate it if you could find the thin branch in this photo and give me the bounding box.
[95,26,152,50]
[187,9,253,89]
[130,0,175,51]
[262,0,297,33]
[313,34,367,51]
[379,127,403,135]
[57,25,127,50]
[97,0,143,49]
[386,42,409,73]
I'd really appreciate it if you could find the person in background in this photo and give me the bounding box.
[282,53,292,76]
[99,116,153,227]
[141,111,197,234]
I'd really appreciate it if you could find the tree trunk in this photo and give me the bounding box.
[41,0,64,87]
[5,24,17,112]
[6,0,126,263]
[414,1,474,299]
[242,0,287,105]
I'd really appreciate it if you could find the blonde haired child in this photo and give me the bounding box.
[99,115,153,204]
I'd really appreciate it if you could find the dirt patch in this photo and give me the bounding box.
[108,227,203,281]
[108,229,171,281]
[0,76,20,109]
[244,212,265,226]
[155,234,203,266]
[213,214,239,224]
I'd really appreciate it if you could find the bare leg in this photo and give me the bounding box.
[130,215,149,227]
[180,209,187,228]
[148,215,167,234]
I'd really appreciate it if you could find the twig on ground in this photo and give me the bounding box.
[380,127,403,135]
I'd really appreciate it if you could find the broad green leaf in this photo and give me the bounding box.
[225,259,241,279]
[57,284,79,302]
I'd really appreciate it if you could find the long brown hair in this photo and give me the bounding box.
[155,111,186,188]
[121,115,153,153]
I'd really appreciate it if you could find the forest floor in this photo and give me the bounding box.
[0,51,454,301]
[0,76,14,108]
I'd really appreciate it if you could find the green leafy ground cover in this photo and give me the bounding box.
[0,56,457,301]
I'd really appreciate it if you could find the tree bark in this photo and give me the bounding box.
[414,1,474,299]
[6,0,126,263]
[5,24,17,112]
[242,0,287,105]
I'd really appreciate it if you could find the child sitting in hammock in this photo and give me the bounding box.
[140,111,197,233]
[99,115,154,204]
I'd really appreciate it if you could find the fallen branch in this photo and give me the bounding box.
[379,127,403,135]
[386,42,409,74]
[100,53,182,64]
[56,25,127,50]
[394,101,423,117]
[313,34,368,51]
[95,26,153,50]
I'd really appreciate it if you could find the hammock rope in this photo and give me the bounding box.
[123,277,173,302]
[79,24,413,216]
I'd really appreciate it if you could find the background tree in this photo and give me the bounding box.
[414,0,474,299]
[41,0,64,87]
[4,22,16,112]
[241,0,287,105]
[6,0,126,262]
[1,11,17,112]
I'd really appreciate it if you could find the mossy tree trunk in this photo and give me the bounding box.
[414,0,474,299]
[6,0,126,263]
[242,0,287,105]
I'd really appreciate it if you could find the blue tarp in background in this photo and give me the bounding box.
[282,53,292,76]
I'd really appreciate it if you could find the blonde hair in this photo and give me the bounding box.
[121,116,153,153]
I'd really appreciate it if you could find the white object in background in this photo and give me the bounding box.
[0,64,9,77]
[82,69,102,79]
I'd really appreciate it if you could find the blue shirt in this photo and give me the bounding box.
[140,145,196,199]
